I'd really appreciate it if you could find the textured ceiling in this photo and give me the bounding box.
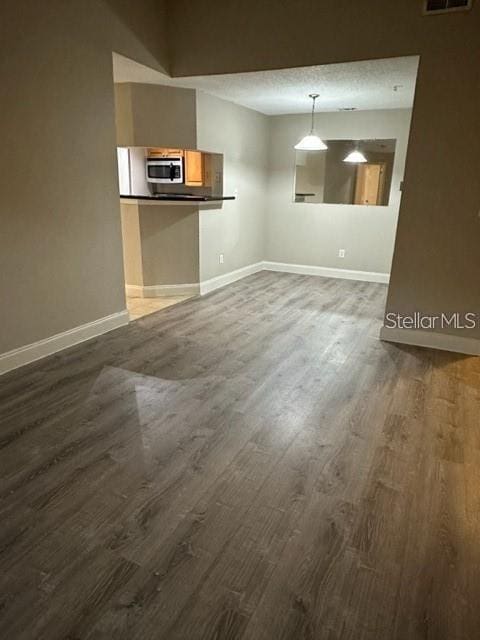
[113,53,419,115]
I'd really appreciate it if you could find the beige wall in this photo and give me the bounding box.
[107,0,170,73]
[267,109,412,274]
[120,205,144,286]
[115,83,197,148]
[114,85,136,149]
[120,201,200,289]
[114,83,200,288]
[167,1,480,339]
[0,0,169,354]
[121,202,200,288]
[196,91,268,281]
[138,206,199,285]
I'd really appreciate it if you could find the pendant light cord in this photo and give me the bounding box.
[311,96,315,133]
[309,93,319,134]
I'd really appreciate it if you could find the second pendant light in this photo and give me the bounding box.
[344,148,367,163]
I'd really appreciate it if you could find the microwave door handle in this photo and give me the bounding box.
[169,163,175,181]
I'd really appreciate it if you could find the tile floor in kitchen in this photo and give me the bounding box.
[126,295,193,320]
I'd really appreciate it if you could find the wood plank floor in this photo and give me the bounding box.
[1,271,480,640]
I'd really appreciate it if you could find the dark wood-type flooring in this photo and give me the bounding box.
[1,272,480,640]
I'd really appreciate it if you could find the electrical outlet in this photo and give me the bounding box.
[338,249,346,258]
[219,254,224,264]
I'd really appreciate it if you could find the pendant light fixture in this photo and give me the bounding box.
[294,94,328,151]
[343,146,367,163]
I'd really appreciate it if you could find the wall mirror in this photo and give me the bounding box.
[294,139,397,206]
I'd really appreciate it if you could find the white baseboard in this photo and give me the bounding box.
[200,262,264,295]
[198,260,388,295]
[127,261,389,300]
[380,326,480,356]
[126,283,200,298]
[262,261,390,284]
[0,310,130,376]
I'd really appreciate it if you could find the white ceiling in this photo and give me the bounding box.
[113,53,419,115]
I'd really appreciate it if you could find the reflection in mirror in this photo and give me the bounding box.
[294,139,396,206]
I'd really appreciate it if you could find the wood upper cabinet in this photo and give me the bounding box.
[146,148,205,186]
[147,148,184,157]
[184,150,203,186]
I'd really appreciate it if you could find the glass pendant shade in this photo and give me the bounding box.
[294,93,327,151]
[344,150,367,163]
[294,134,328,151]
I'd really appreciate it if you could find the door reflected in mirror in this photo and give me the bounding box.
[294,139,396,206]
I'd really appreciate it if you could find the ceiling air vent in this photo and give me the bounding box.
[424,0,472,14]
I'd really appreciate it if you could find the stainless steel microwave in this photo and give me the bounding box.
[146,156,184,184]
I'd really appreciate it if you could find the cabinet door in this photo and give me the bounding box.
[147,148,184,157]
[354,163,385,205]
[185,150,203,186]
